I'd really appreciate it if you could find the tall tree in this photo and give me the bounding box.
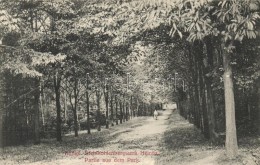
[76,0,260,158]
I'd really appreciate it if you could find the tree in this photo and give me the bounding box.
[76,0,260,158]
[0,43,66,144]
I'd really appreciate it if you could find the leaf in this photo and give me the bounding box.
[247,21,254,30]
[196,23,201,31]
[177,30,183,39]
[234,33,239,40]
[188,22,195,31]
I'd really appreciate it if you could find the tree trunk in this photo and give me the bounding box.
[257,78,260,136]
[96,90,101,131]
[130,96,133,119]
[40,81,45,128]
[120,100,123,124]
[196,41,210,139]
[187,45,197,125]
[54,75,62,142]
[222,44,238,158]
[136,98,139,117]
[205,37,217,142]
[64,93,67,124]
[115,95,118,125]
[187,87,194,123]
[72,107,78,137]
[43,91,47,132]
[86,90,90,134]
[126,101,129,121]
[110,92,114,126]
[122,94,126,122]
[33,78,40,144]
[142,102,144,116]
[85,75,90,134]
[71,80,79,137]
[105,89,109,129]
[191,44,202,129]
[205,82,216,140]
[0,72,4,149]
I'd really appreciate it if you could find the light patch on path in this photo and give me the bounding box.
[87,109,173,165]
[113,109,172,141]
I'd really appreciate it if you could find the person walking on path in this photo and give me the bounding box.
[154,109,158,120]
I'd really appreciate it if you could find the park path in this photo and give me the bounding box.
[20,109,171,165]
[3,108,258,165]
[51,109,173,165]
[2,108,259,165]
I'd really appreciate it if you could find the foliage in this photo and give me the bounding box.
[0,45,66,77]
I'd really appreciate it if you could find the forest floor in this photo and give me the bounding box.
[0,109,259,165]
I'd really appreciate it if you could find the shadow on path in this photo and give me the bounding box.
[155,110,260,165]
[155,111,220,165]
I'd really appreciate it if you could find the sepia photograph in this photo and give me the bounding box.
[0,0,259,164]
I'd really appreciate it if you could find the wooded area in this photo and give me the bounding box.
[0,0,259,160]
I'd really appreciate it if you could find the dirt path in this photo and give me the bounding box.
[47,109,173,165]
[2,109,259,165]
[45,109,225,165]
